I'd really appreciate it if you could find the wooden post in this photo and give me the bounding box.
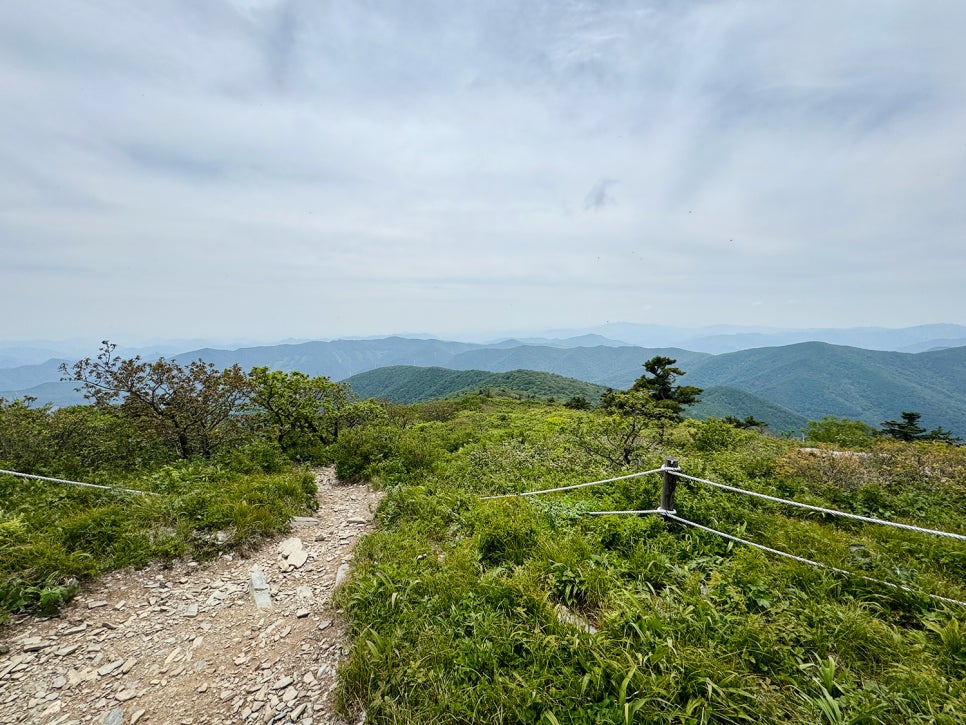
[660,457,680,518]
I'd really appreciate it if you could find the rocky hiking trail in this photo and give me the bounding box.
[0,469,382,725]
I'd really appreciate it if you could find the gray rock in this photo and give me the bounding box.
[278,538,304,558]
[101,707,125,725]
[273,676,293,690]
[553,604,598,635]
[287,550,309,569]
[22,637,53,652]
[334,563,350,587]
[250,568,272,610]
[290,517,320,527]
[98,659,125,677]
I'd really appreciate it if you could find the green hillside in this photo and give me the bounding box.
[686,342,966,435]
[448,345,711,388]
[344,366,608,404]
[685,386,809,434]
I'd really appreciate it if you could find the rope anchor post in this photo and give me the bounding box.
[659,458,680,519]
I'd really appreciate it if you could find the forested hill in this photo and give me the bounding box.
[344,366,609,404]
[683,341,966,435]
[684,386,809,433]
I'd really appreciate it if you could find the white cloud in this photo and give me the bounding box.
[1,1,965,339]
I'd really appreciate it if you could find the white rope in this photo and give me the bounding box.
[0,468,157,496]
[480,467,664,500]
[586,509,663,516]
[670,470,966,542]
[667,514,966,608]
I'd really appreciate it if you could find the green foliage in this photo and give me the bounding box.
[344,365,608,405]
[63,341,250,459]
[630,355,702,412]
[881,411,928,442]
[0,397,172,477]
[0,463,316,617]
[335,396,966,724]
[808,416,877,449]
[247,366,353,459]
[581,356,704,465]
[880,411,963,444]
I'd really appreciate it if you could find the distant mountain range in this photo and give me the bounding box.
[2,331,965,436]
[537,323,966,354]
[3,323,965,365]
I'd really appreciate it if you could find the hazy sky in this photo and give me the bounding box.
[2,1,965,342]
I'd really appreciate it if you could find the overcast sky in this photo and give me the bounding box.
[2,1,965,343]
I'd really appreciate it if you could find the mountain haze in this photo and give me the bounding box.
[3,333,966,437]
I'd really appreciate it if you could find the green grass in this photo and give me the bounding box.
[334,399,966,724]
[0,462,317,618]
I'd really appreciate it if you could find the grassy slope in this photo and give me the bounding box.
[336,399,966,724]
[0,462,317,616]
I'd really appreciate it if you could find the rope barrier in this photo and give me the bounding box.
[0,468,157,496]
[480,467,664,500]
[478,461,966,608]
[666,513,966,608]
[586,509,663,516]
[671,470,966,542]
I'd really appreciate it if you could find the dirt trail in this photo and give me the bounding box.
[0,468,382,725]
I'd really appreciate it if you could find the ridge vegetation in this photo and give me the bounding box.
[2,344,965,722]
[4,336,965,437]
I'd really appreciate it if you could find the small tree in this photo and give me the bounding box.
[880,412,927,442]
[247,367,353,458]
[577,357,702,465]
[724,415,768,432]
[878,411,961,444]
[63,341,250,459]
[630,356,702,418]
[922,426,962,445]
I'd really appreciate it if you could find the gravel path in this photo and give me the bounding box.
[0,468,382,725]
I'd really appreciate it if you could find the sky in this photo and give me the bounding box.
[2,1,965,343]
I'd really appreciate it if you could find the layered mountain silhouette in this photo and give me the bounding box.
[2,335,964,436]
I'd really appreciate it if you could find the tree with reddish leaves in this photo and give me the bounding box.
[62,341,250,459]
